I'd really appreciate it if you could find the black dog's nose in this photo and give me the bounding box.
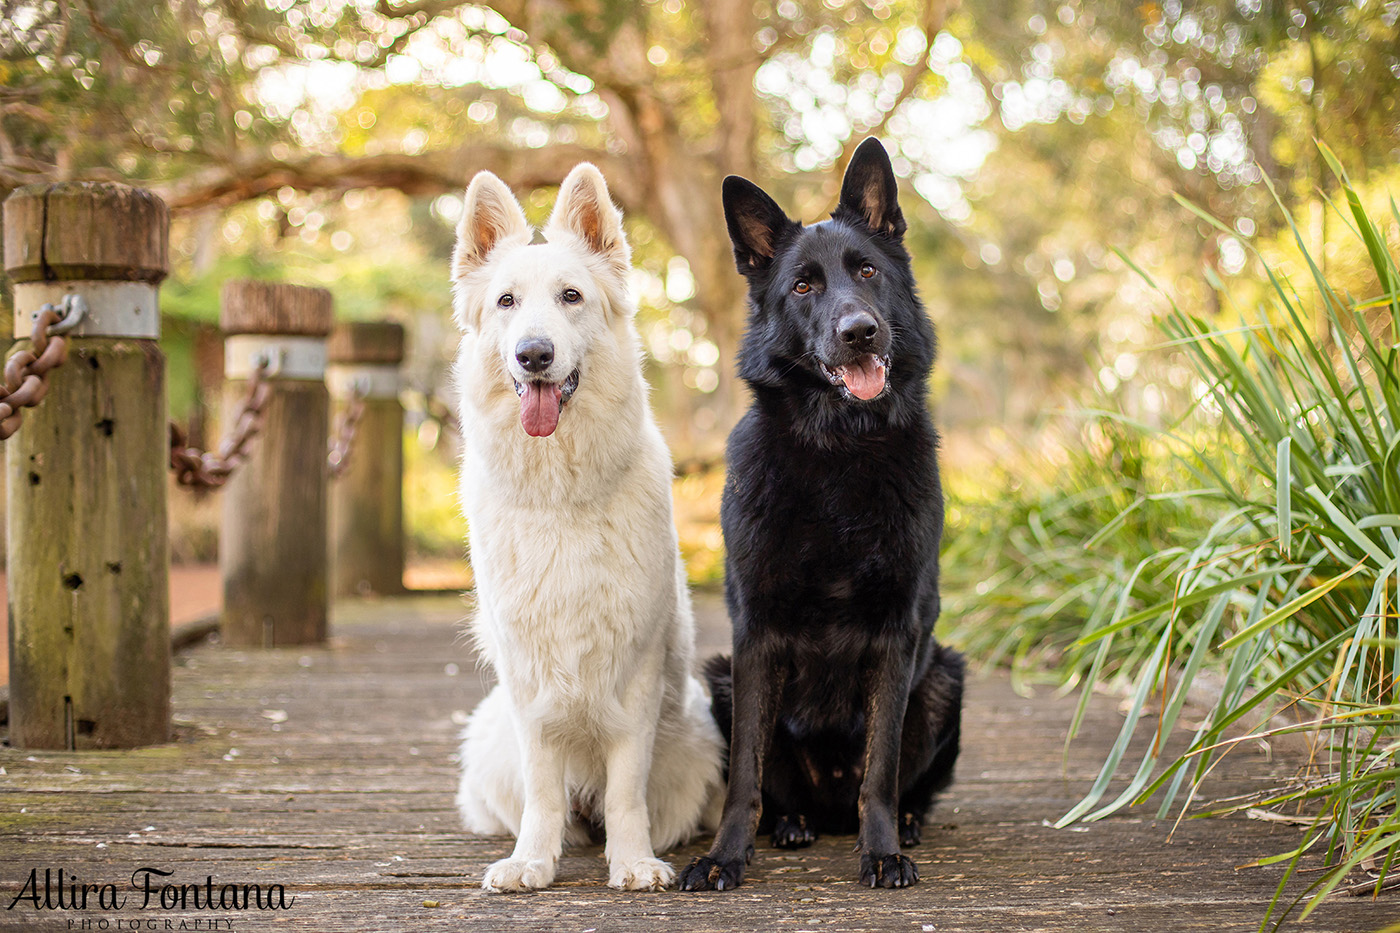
[838,310,879,349]
[515,338,555,373]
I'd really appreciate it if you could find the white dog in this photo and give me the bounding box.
[450,164,724,893]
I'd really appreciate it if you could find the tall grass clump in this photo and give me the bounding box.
[1058,150,1398,929]
[941,423,1226,693]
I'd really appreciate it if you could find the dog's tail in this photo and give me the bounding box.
[701,653,733,746]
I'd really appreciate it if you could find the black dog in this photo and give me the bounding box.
[679,138,963,892]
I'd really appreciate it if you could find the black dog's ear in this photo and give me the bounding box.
[723,175,799,275]
[834,137,906,239]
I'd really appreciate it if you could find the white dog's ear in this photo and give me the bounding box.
[453,171,530,281]
[545,163,630,278]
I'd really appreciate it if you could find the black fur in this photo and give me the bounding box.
[680,138,963,892]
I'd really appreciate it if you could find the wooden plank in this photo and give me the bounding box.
[0,595,1391,931]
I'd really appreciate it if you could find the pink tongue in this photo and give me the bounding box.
[520,382,563,437]
[838,356,886,400]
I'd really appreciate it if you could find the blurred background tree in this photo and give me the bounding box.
[5,0,971,449]
[2,0,1397,538]
[4,0,1397,438]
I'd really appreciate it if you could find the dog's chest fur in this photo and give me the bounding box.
[724,416,941,619]
[722,399,944,736]
[457,342,683,719]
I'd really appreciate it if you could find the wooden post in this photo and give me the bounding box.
[3,182,170,749]
[328,321,406,597]
[219,281,333,647]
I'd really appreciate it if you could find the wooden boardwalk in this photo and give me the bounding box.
[0,595,1391,932]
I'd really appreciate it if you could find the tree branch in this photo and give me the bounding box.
[811,0,962,216]
[154,143,641,213]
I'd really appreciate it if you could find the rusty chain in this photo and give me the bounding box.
[326,378,368,479]
[169,357,272,490]
[0,301,82,439]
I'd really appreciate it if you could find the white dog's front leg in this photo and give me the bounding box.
[481,729,567,893]
[603,725,673,891]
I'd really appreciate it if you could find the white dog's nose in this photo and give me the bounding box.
[516,338,555,374]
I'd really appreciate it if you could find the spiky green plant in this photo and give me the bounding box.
[940,421,1225,693]
[1057,148,1398,930]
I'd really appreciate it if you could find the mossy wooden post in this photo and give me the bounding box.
[328,321,406,597]
[3,182,170,749]
[220,281,333,647]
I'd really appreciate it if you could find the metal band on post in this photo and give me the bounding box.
[13,281,160,339]
[327,363,399,400]
[224,335,328,381]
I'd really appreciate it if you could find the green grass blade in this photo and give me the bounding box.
[1276,437,1292,560]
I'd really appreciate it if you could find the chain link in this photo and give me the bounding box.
[0,305,73,439]
[326,378,368,479]
[170,357,273,490]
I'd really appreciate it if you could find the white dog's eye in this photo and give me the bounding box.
[497,293,515,308]
[561,288,582,304]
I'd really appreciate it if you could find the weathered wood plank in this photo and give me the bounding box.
[0,595,1391,932]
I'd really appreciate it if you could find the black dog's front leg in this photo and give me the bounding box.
[857,635,919,888]
[679,641,785,891]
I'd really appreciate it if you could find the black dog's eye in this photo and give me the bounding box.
[497,293,515,308]
[859,263,876,279]
[561,288,582,304]
[793,280,811,295]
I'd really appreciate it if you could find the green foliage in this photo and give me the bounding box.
[941,421,1227,692]
[949,155,1398,928]
[163,253,288,323]
[403,431,468,563]
[918,0,1400,433]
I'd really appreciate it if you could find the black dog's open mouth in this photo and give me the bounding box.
[818,354,890,401]
[513,368,580,437]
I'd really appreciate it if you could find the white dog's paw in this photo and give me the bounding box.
[481,856,555,893]
[608,856,676,892]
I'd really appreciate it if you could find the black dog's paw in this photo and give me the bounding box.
[678,856,745,892]
[859,852,919,888]
[899,812,922,847]
[772,814,816,849]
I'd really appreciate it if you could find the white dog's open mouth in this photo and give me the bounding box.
[513,368,580,438]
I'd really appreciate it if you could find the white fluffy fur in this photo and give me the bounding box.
[451,165,724,893]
